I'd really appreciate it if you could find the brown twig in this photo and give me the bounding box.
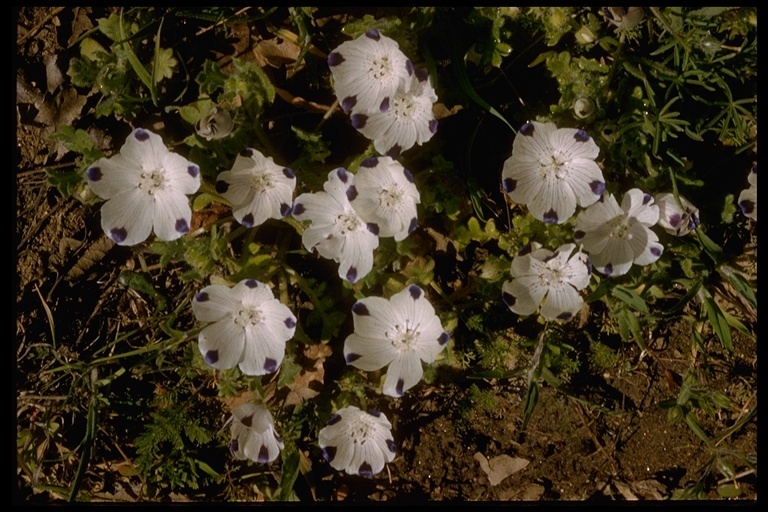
[17,7,65,45]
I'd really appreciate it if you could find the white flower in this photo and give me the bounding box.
[574,188,663,276]
[85,128,200,246]
[215,148,296,228]
[349,156,420,241]
[344,284,450,397]
[292,168,380,283]
[501,121,605,225]
[654,193,700,236]
[738,164,757,221]
[350,69,438,157]
[327,28,413,114]
[603,7,645,33]
[229,403,284,463]
[502,242,591,322]
[318,406,396,477]
[191,279,296,376]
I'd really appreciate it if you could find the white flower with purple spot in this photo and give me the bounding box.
[502,121,605,225]
[85,128,200,246]
[344,284,450,397]
[318,406,396,477]
[327,28,413,114]
[738,164,757,221]
[502,242,591,322]
[349,156,420,241]
[229,403,284,464]
[654,193,700,236]
[292,168,380,284]
[215,148,296,228]
[191,279,296,376]
[350,68,438,157]
[574,188,663,277]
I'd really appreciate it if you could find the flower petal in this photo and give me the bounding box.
[99,187,155,246]
[198,319,245,370]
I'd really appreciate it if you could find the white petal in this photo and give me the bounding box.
[631,224,663,266]
[198,319,245,370]
[590,238,635,276]
[191,283,241,322]
[504,277,547,316]
[563,158,605,208]
[382,351,424,397]
[344,334,397,371]
[85,154,141,199]
[549,127,600,161]
[622,188,659,226]
[216,170,252,208]
[540,283,584,322]
[337,228,378,283]
[99,188,154,246]
[152,187,193,241]
[162,152,201,196]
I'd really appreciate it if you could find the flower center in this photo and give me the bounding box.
[233,305,264,327]
[349,414,378,446]
[389,322,421,351]
[540,264,566,286]
[335,212,363,235]
[251,170,274,194]
[607,215,632,239]
[392,94,416,119]
[369,55,392,80]
[138,169,166,195]
[378,184,404,208]
[541,153,569,179]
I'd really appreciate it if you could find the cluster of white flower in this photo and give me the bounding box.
[292,157,420,283]
[328,28,438,157]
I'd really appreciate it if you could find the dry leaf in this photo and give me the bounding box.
[474,452,529,486]
[285,344,331,406]
[252,37,301,70]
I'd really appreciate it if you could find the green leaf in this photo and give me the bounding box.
[153,46,177,82]
[118,270,167,311]
[716,483,743,498]
[611,285,649,313]
[719,266,756,309]
[521,380,539,431]
[700,293,733,352]
[277,450,301,501]
[664,279,702,315]
[196,60,227,96]
[616,308,645,349]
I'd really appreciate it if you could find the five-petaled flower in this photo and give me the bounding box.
[292,168,380,284]
[574,188,663,276]
[327,28,413,115]
[502,242,591,322]
[654,193,700,236]
[344,284,450,397]
[501,121,605,225]
[349,156,420,241]
[215,148,296,228]
[229,403,284,463]
[738,164,757,221]
[85,128,201,246]
[350,68,438,157]
[318,406,396,477]
[192,279,296,375]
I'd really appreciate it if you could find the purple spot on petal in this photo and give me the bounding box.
[240,413,254,427]
[230,439,239,452]
[643,194,652,205]
[403,168,414,182]
[187,165,199,178]
[603,263,614,276]
[740,200,755,215]
[86,166,102,181]
[280,203,292,217]
[502,291,516,307]
[520,122,535,136]
[337,168,349,183]
[543,209,559,224]
[240,148,254,157]
[342,96,357,113]
[590,181,605,195]
[574,129,590,142]
[543,252,558,263]
[322,446,337,462]
[365,28,381,40]
[395,378,405,396]
[415,67,428,82]
[438,332,450,345]
[175,218,190,234]
[367,409,381,418]
[429,119,438,134]
[346,266,358,283]
[284,317,296,329]
[346,185,358,201]
[669,213,681,227]
[327,413,341,426]
[215,180,229,193]
[274,432,283,444]
[408,217,418,234]
[327,51,344,67]
[346,352,362,364]
[557,312,573,321]
[586,258,592,275]
[134,129,150,141]
[502,178,517,193]
[263,358,278,373]
[256,445,270,463]
[194,291,209,302]
[292,203,305,216]
[386,144,402,158]
[380,97,390,112]
[361,157,378,168]
[351,113,367,129]
[241,213,254,228]
[204,350,219,364]
[574,230,585,241]
[359,462,374,478]
[367,222,379,235]
[408,285,423,300]
[352,302,370,316]
[245,279,258,288]
[406,59,414,76]
[283,167,295,179]
[110,227,127,244]
[650,246,662,257]
[386,439,396,453]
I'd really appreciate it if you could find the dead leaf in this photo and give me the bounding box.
[274,87,330,113]
[433,102,463,121]
[252,37,301,70]
[474,452,529,486]
[285,344,331,406]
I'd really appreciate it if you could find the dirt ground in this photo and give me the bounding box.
[15,7,757,502]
